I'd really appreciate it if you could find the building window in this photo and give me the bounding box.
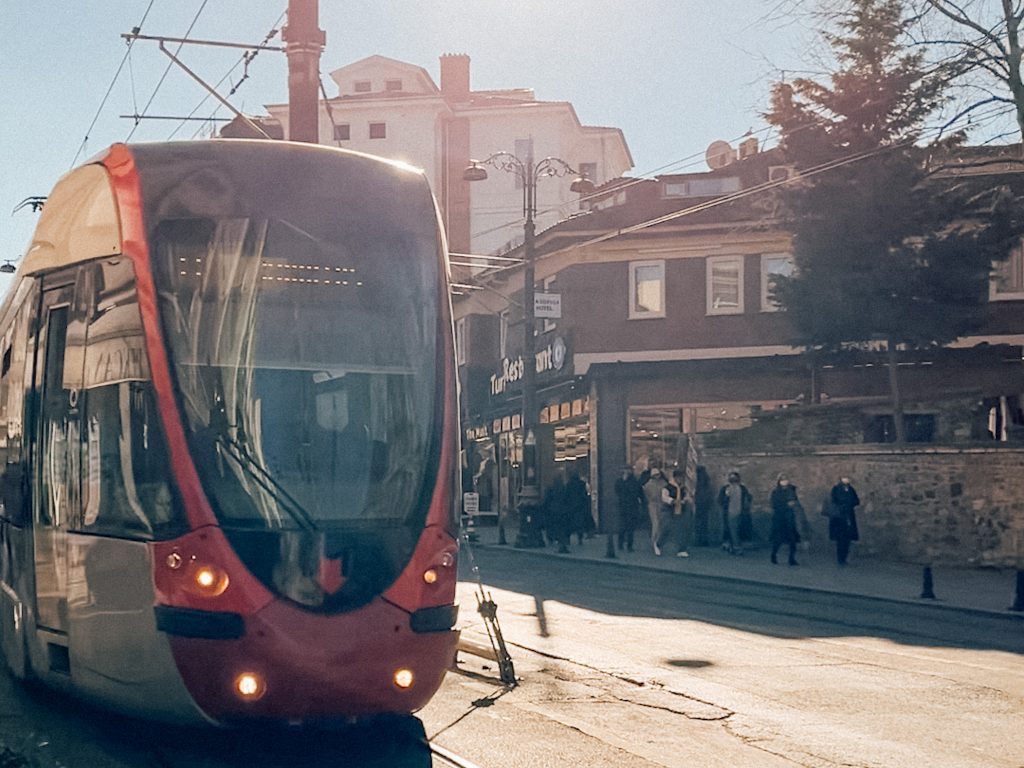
[761,253,794,311]
[991,241,1024,300]
[541,275,557,333]
[385,79,402,91]
[333,123,350,141]
[354,80,371,93]
[707,256,744,315]
[369,122,386,139]
[629,260,665,319]
[455,317,467,366]
[499,309,509,358]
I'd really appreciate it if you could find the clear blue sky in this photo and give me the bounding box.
[0,1,817,295]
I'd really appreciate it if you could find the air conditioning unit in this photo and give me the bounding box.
[768,165,796,182]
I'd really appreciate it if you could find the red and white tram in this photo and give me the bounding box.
[0,140,460,725]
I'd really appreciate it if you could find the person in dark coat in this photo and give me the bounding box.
[694,466,714,547]
[769,473,802,566]
[614,465,644,552]
[565,469,591,546]
[543,475,570,553]
[829,475,861,565]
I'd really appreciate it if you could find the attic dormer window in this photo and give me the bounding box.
[385,79,402,92]
[354,80,371,93]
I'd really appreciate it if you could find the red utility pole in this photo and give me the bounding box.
[283,0,325,143]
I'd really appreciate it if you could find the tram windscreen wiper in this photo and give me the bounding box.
[216,434,320,532]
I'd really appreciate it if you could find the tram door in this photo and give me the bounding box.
[31,276,83,636]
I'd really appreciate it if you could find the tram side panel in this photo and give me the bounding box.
[59,257,207,721]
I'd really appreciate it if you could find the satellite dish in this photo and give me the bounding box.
[705,140,736,170]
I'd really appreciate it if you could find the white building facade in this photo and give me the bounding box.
[263,54,633,255]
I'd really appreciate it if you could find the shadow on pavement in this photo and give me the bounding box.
[464,546,1024,655]
[11,681,433,768]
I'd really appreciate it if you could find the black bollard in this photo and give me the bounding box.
[1010,569,1024,612]
[605,533,616,559]
[920,565,936,599]
[514,504,545,548]
[497,520,507,546]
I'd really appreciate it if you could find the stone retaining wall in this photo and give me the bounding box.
[701,446,1024,567]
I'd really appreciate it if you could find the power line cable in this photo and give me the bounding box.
[467,102,1013,288]
[70,0,157,167]
[183,8,286,140]
[126,0,210,142]
[172,11,285,140]
[559,103,1015,257]
[181,8,286,140]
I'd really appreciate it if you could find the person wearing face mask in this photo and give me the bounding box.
[769,473,802,565]
[829,475,861,565]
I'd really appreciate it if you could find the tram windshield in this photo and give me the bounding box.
[145,149,443,607]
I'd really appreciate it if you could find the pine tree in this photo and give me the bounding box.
[765,0,1015,443]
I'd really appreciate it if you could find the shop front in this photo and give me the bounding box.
[463,335,595,530]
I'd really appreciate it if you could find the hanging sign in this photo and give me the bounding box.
[534,292,562,319]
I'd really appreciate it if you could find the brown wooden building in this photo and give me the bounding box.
[452,142,1024,531]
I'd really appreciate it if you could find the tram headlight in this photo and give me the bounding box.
[393,668,414,689]
[422,568,438,584]
[234,671,266,700]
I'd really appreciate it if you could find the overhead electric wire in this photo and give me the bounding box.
[176,8,286,141]
[465,101,1014,290]
[126,0,210,142]
[70,0,157,167]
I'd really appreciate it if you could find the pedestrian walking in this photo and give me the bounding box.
[565,469,591,546]
[694,466,714,547]
[543,475,570,553]
[717,469,752,554]
[769,474,802,566]
[614,464,644,552]
[642,465,668,555]
[656,469,694,557]
[828,475,861,565]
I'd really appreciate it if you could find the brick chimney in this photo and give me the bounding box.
[440,53,471,101]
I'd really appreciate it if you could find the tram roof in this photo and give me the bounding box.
[11,139,430,285]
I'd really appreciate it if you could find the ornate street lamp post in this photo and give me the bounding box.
[464,150,593,542]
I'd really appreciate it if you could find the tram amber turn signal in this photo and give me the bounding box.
[234,672,266,700]
[422,569,438,584]
[193,565,230,596]
[393,668,414,689]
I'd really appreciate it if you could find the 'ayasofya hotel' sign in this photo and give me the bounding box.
[490,336,567,396]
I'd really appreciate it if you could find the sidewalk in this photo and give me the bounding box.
[465,522,1024,618]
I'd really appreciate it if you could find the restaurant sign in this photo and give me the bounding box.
[490,336,568,396]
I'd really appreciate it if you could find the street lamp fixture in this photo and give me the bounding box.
[0,262,16,275]
[463,151,595,542]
